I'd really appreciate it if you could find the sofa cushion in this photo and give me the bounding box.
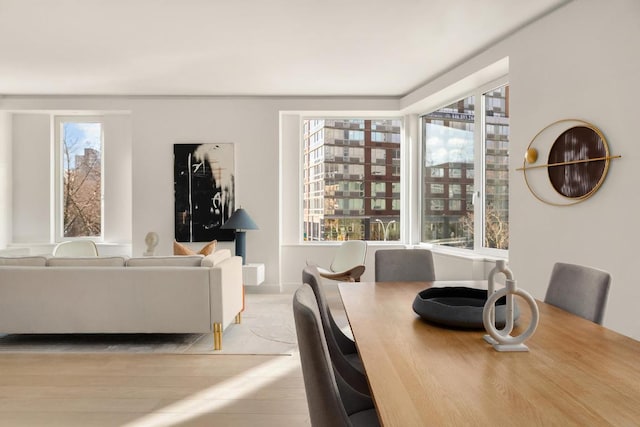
[173,240,217,256]
[0,256,48,266]
[126,255,204,267]
[47,257,127,267]
[201,249,232,267]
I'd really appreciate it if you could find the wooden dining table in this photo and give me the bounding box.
[338,281,640,426]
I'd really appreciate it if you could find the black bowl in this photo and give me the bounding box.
[412,286,519,330]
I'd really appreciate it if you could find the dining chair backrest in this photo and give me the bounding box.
[330,240,367,273]
[544,262,611,325]
[303,265,358,355]
[302,266,368,395]
[374,249,435,282]
[52,240,99,257]
[293,284,380,427]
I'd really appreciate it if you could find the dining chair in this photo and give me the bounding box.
[303,266,369,396]
[293,284,380,427]
[544,262,611,325]
[374,248,435,282]
[308,240,367,282]
[52,240,99,257]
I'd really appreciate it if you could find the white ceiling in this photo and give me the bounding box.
[0,0,569,97]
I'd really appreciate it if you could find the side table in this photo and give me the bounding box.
[242,263,265,286]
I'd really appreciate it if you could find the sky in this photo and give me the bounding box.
[62,122,101,168]
[424,123,474,166]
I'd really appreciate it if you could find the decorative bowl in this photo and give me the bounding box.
[412,286,519,330]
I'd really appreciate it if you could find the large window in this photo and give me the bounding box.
[55,117,104,239]
[421,82,509,252]
[303,118,402,242]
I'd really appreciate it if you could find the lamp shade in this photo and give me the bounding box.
[221,208,258,231]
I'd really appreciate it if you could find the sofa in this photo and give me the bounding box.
[0,249,243,350]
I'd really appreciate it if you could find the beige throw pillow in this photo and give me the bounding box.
[173,240,217,256]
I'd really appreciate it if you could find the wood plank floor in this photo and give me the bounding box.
[0,352,310,426]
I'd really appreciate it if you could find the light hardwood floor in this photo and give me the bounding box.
[0,287,354,427]
[0,351,310,426]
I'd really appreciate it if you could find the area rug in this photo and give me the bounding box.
[0,293,298,355]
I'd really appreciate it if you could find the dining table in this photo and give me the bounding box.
[338,280,640,426]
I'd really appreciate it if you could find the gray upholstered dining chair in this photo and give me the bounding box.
[374,249,435,282]
[544,262,611,325]
[293,284,380,427]
[303,266,369,396]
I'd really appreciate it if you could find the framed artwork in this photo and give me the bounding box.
[518,119,621,206]
[174,143,235,242]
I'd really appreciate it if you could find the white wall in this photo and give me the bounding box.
[507,0,640,339]
[0,112,11,248]
[0,96,397,287]
[8,112,133,254]
[103,114,133,243]
[397,0,640,339]
[12,114,50,243]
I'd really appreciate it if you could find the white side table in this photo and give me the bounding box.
[242,263,265,286]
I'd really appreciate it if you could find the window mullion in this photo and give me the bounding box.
[474,88,486,252]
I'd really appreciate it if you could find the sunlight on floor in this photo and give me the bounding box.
[122,354,302,427]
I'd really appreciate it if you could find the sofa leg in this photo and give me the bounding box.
[235,313,242,324]
[213,322,222,350]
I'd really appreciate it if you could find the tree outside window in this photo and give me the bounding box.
[421,83,509,252]
[60,122,103,238]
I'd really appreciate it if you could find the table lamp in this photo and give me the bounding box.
[221,207,258,264]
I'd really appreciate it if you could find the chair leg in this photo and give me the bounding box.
[213,322,222,350]
[235,313,242,323]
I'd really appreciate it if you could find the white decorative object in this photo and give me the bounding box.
[483,260,515,345]
[143,232,159,256]
[483,277,539,352]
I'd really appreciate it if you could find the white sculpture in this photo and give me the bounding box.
[482,261,539,352]
[483,260,515,345]
[143,232,159,256]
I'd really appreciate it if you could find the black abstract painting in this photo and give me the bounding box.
[174,143,235,242]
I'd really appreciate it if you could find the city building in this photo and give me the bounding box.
[303,118,401,241]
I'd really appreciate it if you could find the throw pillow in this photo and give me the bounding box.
[173,240,217,256]
[198,240,217,255]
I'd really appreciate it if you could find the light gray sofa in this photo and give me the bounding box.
[0,249,244,350]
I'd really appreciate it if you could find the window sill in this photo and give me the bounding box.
[415,243,508,263]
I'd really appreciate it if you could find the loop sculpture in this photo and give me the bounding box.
[482,263,539,352]
[483,260,514,345]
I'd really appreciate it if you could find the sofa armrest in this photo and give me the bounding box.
[209,255,244,329]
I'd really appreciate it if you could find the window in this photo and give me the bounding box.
[372,165,386,176]
[421,82,509,252]
[431,184,444,194]
[303,118,402,241]
[430,168,444,178]
[371,199,386,210]
[55,117,104,239]
[371,182,386,196]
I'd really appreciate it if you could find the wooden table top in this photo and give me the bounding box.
[339,281,640,426]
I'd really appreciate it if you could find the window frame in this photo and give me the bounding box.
[419,76,509,257]
[53,115,105,242]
